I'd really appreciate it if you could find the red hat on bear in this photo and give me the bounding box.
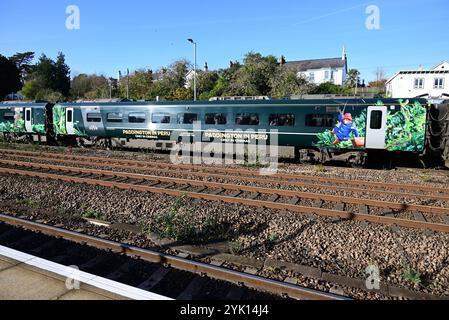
[343,113,353,121]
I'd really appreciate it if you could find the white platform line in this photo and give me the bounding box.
[0,245,172,300]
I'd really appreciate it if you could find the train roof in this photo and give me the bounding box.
[55,98,429,107]
[0,101,49,108]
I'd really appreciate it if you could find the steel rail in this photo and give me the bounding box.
[1,159,449,216]
[4,152,449,202]
[0,214,347,300]
[1,166,449,233]
[1,149,448,194]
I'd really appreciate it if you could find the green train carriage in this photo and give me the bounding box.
[0,102,53,143]
[52,98,432,165]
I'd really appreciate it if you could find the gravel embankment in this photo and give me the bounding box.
[0,173,448,298]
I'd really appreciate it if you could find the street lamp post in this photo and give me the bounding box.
[187,38,197,101]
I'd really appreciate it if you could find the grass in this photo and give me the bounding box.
[229,240,244,255]
[147,194,229,244]
[82,209,107,221]
[267,233,279,244]
[241,153,270,169]
[16,199,39,207]
[313,164,327,173]
[403,265,421,285]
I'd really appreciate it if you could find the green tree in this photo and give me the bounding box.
[270,68,312,98]
[197,71,219,100]
[0,55,22,100]
[147,60,190,100]
[311,82,348,94]
[9,51,35,84]
[23,52,71,100]
[225,52,278,96]
[21,80,42,100]
[345,69,361,92]
[119,69,153,100]
[54,52,71,97]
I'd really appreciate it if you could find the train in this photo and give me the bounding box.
[0,98,448,168]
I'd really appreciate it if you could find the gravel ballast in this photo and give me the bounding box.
[0,172,448,299]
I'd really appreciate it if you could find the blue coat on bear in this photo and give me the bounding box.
[333,113,360,141]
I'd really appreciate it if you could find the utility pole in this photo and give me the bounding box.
[187,38,197,101]
[126,68,130,100]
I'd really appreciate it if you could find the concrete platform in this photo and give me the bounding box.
[0,245,172,300]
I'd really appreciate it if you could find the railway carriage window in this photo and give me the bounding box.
[152,113,171,124]
[67,110,73,123]
[87,113,102,122]
[128,112,146,123]
[269,114,295,126]
[235,113,259,126]
[305,114,334,127]
[3,112,15,120]
[107,112,123,123]
[370,111,383,129]
[205,113,227,125]
[178,113,198,124]
[25,110,31,121]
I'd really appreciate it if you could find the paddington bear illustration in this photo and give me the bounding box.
[331,111,360,146]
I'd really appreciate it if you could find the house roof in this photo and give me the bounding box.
[386,69,449,84]
[284,57,345,71]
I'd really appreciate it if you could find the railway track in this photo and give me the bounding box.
[0,155,449,233]
[0,214,347,300]
[1,148,448,198]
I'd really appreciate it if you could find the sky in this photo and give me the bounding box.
[0,0,448,82]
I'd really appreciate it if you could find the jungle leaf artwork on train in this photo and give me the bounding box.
[0,110,26,133]
[384,100,426,152]
[53,105,87,136]
[314,99,427,152]
[53,105,67,135]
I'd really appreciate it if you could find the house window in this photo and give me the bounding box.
[235,113,259,126]
[128,112,146,123]
[434,78,444,89]
[205,113,227,125]
[309,72,315,82]
[330,70,334,80]
[414,78,424,89]
[324,70,330,80]
[305,114,334,127]
[152,113,171,124]
[87,113,102,123]
[269,114,295,126]
[178,113,198,124]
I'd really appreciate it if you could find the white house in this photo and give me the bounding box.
[283,47,348,86]
[386,61,449,99]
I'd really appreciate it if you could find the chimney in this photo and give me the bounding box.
[229,61,234,68]
[279,55,286,65]
[342,46,347,61]
[204,62,208,72]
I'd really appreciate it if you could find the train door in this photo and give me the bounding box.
[24,107,33,133]
[66,107,75,135]
[365,106,387,149]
